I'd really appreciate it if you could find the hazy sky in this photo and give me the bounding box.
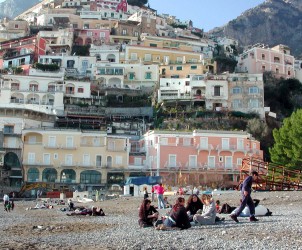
[148,0,265,31]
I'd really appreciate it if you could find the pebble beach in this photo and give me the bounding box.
[0,190,302,250]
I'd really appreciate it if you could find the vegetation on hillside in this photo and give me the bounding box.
[269,109,302,170]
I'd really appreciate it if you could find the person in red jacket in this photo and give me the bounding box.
[230,171,259,223]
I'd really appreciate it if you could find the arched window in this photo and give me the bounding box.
[80,170,101,184]
[42,168,57,182]
[27,168,39,182]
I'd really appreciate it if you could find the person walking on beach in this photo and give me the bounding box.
[230,171,259,223]
[143,187,149,199]
[151,186,155,202]
[155,183,165,209]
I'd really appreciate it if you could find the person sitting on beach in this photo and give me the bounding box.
[163,196,172,208]
[159,197,191,230]
[138,199,159,228]
[92,206,105,216]
[193,193,216,225]
[185,194,203,221]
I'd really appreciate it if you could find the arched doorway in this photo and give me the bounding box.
[60,169,76,183]
[4,152,22,186]
[27,168,39,182]
[42,168,57,182]
[80,170,101,184]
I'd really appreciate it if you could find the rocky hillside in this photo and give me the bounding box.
[209,0,302,57]
[0,0,40,20]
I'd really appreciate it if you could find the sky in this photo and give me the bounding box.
[148,0,265,32]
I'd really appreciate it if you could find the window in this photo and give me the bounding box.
[185,81,190,86]
[232,87,242,94]
[160,138,168,145]
[219,156,223,162]
[108,141,115,150]
[4,125,14,134]
[232,99,241,109]
[83,154,90,166]
[237,139,244,150]
[96,156,102,167]
[134,31,139,37]
[65,155,73,165]
[261,54,265,60]
[122,29,127,35]
[208,156,215,168]
[87,31,92,37]
[237,158,242,166]
[78,87,84,93]
[100,32,105,38]
[189,155,197,168]
[183,138,191,146]
[200,137,208,149]
[163,56,169,64]
[169,154,176,167]
[176,57,183,63]
[249,86,259,94]
[48,136,56,147]
[129,72,135,80]
[176,66,182,71]
[249,99,259,108]
[82,60,89,71]
[28,153,35,164]
[115,156,122,165]
[225,156,233,169]
[169,66,173,70]
[262,65,266,71]
[54,153,58,160]
[66,136,74,148]
[191,65,197,70]
[145,72,151,79]
[14,24,19,29]
[144,54,151,62]
[214,86,221,96]
[288,70,291,76]
[43,154,51,165]
[19,58,25,65]
[222,138,229,150]
[150,43,157,47]
[130,53,137,60]
[276,68,279,74]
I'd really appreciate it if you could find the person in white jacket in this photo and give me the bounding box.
[193,193,216,225]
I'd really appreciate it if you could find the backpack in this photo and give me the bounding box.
[220,203,234,214]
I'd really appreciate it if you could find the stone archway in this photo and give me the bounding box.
[42,168,57,182]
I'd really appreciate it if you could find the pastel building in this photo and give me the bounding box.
[144,130,263,188]
[236,44,295,79]
[0,75,64,116]
[22,129,130,190]
[228,73,265,118]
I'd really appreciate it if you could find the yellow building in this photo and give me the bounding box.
[22,129,131,189]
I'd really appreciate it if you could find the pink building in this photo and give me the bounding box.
[237,44,295,79]
[74,29,110,46]
[143,130,263,188]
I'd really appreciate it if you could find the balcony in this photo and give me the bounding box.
[23,160,53,167]
[3,143,22,149]
[43,144,60,149]
[60,144,77,150]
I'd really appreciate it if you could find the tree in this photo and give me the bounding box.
[269,109,302,170]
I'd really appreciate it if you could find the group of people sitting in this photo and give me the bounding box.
[138,193,272,230]
[138,193,218,230]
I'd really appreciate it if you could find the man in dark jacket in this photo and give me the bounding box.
[230,171,259,223]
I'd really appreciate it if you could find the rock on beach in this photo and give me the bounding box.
[0,191,302,250]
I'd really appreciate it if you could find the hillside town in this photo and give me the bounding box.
[0,0,301,196]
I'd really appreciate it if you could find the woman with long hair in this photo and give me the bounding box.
[138,199,159,228]
[186,194,203,221]
[160,197,191,230]
[193,193,216,225]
